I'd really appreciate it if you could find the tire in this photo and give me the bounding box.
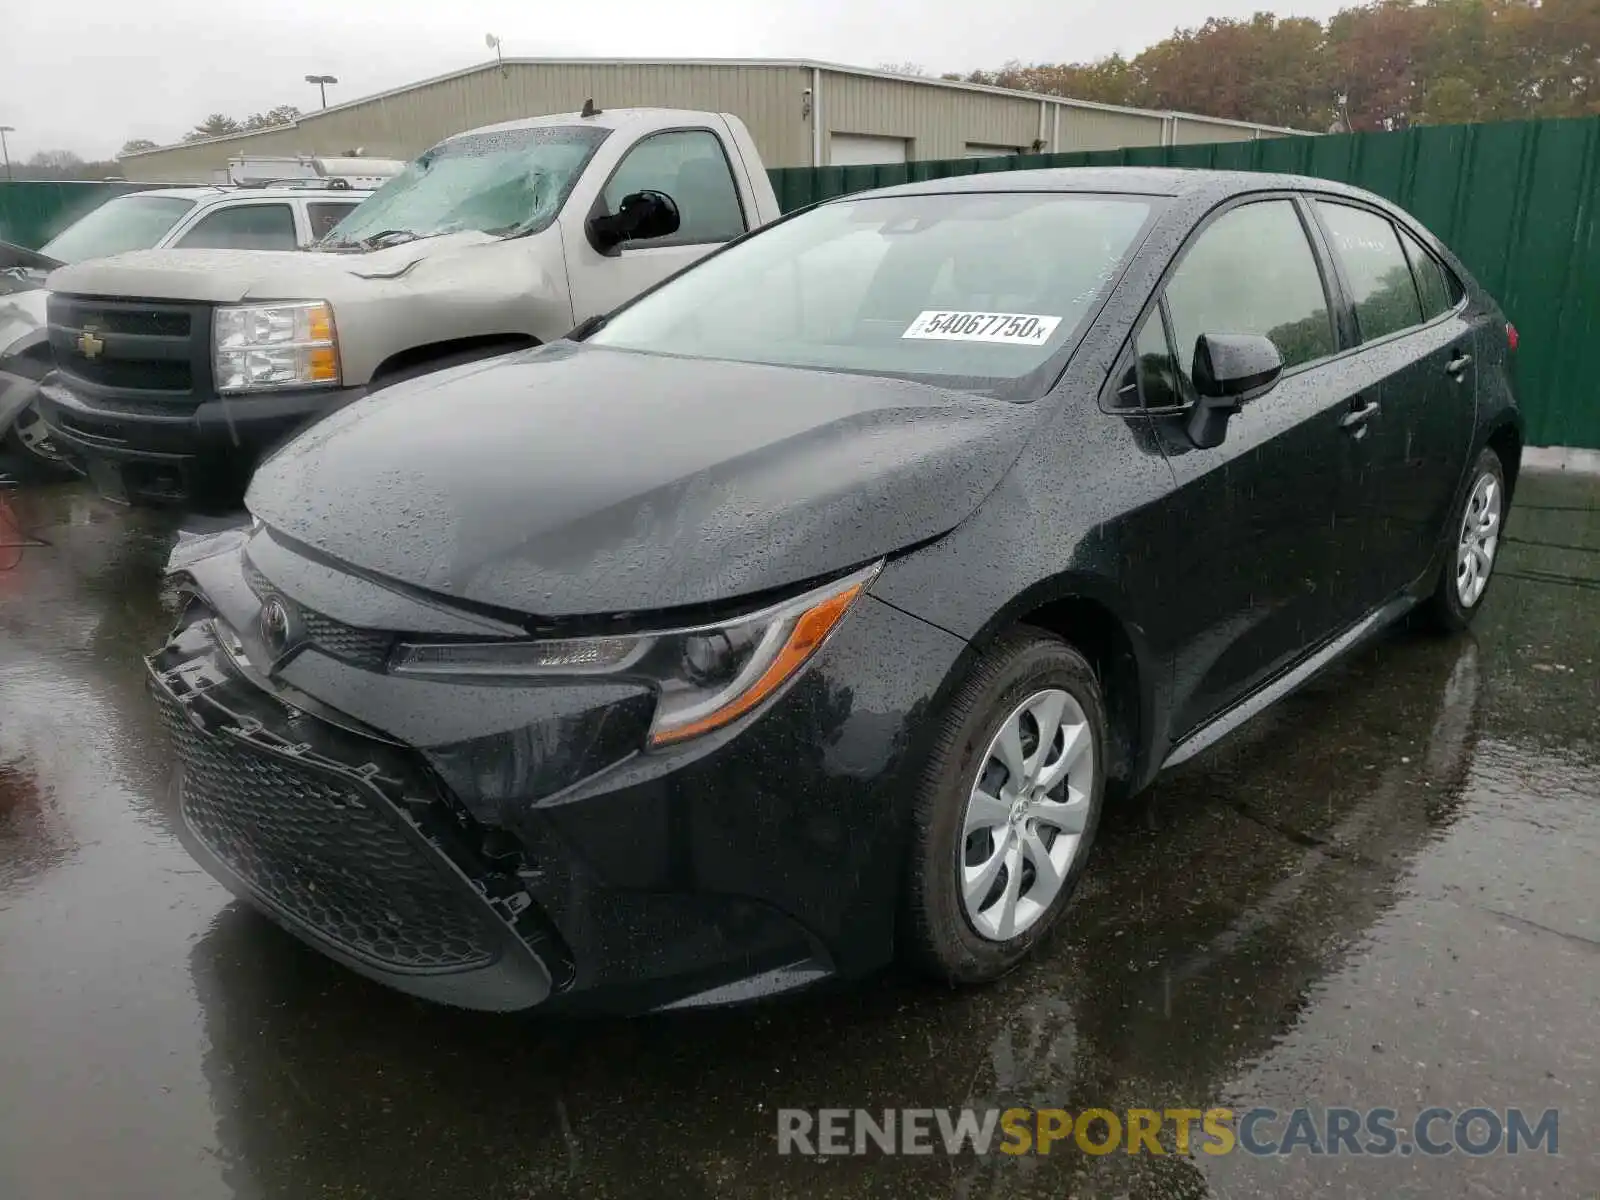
[902,629,1108,984]
[2,402,80,483]
[1423,447,1507,633]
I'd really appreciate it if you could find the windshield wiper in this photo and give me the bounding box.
[566,314,608,341]
[360,229,423,248]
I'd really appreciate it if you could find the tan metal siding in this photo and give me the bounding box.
[1054,107,1166,153]
[121,61,1308,181]
[821,71,1041,162]
[124,63,814,181]
[1171,117,1266,145]
[123,127,310,182]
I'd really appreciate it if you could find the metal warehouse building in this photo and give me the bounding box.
[120,58,1309,181]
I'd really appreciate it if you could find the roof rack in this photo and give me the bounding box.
[234,177,356,190]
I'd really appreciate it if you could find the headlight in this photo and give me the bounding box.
[391,561,882,747]
[213,301,339,394]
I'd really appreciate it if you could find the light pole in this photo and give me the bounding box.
[0,127,13,181]
[305,75,338,109]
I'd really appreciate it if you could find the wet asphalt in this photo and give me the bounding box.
[0,468,1596,1200]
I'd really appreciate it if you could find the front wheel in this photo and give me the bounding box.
[1424,447,1507,632]
[902,630,1107,985]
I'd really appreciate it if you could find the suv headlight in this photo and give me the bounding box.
[214,301,339,394]
[391,561,882,747]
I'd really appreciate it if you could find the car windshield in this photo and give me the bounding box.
[321,125,610,245]
[589,191,1158,396]
[38,195,197,263]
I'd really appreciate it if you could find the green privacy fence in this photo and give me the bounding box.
[769,117,1600,452]
[4,118,1596,447]
[0,181,166,252]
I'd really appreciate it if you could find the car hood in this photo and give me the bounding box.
[246,343,1038,618]
[44,231,501,305]
[0,286,48,356]
[0,239,62,277]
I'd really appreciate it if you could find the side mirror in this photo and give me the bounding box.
[1186,332,1283,449]
[587,189,681,253]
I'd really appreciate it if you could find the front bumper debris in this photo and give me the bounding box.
[147,616,562,1010]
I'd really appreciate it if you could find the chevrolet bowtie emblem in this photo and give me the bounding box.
[78,328,104,359]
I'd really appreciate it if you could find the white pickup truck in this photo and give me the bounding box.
[1,181,371,479]
[39,106,784,508]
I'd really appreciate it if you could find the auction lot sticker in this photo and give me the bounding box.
[902,311,1062,344]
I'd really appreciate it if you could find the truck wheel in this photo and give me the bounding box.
[902,629,1107,985]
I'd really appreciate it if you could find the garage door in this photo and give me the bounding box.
[966,143,1021,158]
[830,134,909,166]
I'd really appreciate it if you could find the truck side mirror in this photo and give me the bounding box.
[587,190,680,253]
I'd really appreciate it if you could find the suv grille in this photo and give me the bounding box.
[48,294,211,411]
[153,681,498,972]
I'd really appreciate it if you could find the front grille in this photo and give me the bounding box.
[87,309,191,337]
[63,355,192,392]
[153,681,498,972]
[242,558,394,670]
[48,294,210,410]
[300,610,393,665]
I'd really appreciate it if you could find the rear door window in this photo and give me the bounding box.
[1315,202,1424,341]
[175,203,297,250]
[1162,199,1336,386]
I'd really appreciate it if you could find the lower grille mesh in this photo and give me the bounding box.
[155,687,496,972]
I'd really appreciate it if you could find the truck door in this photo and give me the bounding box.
[562,128,750,324]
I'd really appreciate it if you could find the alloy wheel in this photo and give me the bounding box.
[959,688,1096,941]
[1456,471,1501,607]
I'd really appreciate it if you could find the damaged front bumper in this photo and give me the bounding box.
[148,613,563,1010]
[149,530,969,1012]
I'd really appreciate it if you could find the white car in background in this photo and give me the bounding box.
[41,107,786,510]
[1,183,370,478]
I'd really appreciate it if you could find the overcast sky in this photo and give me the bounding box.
[1,0,1350,161]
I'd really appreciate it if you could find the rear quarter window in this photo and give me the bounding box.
[1397,226,1457,320]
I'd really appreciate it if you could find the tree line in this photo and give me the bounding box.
[10,105,307,180]
[941,0,1600,132]
[17,0,1599,178]
[121,103,304,155]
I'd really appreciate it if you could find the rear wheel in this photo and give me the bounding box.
[902,630,1107,984]
[1424,447,1506,632]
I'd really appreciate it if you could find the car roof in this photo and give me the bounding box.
[457,107,725,141]
[849,166,1383,205]
[123,186,373,202]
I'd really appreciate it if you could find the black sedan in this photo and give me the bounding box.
[151,168,1521,1012]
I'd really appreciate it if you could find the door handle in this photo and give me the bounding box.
[1446,352,1473,377]
[1340,399,1381,432]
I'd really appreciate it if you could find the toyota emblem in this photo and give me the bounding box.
[259,596,294,658]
